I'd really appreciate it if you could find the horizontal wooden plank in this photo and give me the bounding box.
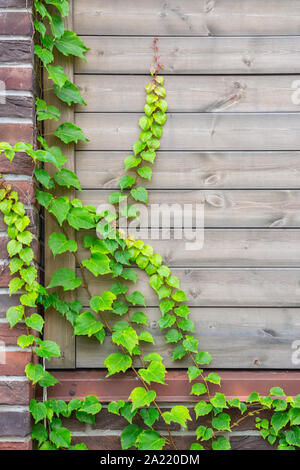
[0,40,32,64]
[76,151,300,189]
[45,370,300,401]
[78,189,300,228]
[0,67,33,91]
[74,0,300,36]
[75,113,300,151]
[75,37,300,74]
[77,229,300,267]
[0,11,33,35]
[76,75,300,113]
[77,268,300,307]
[76,307,300,369]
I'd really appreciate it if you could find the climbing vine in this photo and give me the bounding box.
[0,0,299,451]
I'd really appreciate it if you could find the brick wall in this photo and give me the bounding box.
[0,0,35,451]
[66,404,273,451]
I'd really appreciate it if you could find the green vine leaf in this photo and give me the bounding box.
[55,30,89,60]
[129,387,156,411]
[30,399,48,423]
[137,430,166,451]
[212,436,231,450]
[54,122,89,144]
[90,291,116,312]
[104,353,132,377]
[48,232,77,257]
[191,383,207,396]
[131,311,148,326]
[6,305,24,327]
[53,81,86,106]
[112,324,139,353]
[212,412,231,431]
[49,426,72,448]
[34,45,54,65]
[131,187,148,204]
[121,424,143,450]
[25,313,44,333]
[74,312,104,337]
[195,401,213,418]
[82,253,111,277]
[162,406,192,428]
[126,291,146,306]
[36,98,60,121]
[53,168,82,190]
[35,339,61,360]
[48,268,82,291]
[46,64,68,88]
[139,361,166,385]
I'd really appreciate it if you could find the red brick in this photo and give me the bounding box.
[72,435,122,451]
[0,322,27,345]
[230,435,273,450]
[0,1,32,6]
[0,95,34,119]
[0,152,34,175]
[0,68,33,92]
[0,440,32,450]
[0,351,32,376]
[0,411,31,437]
[2,180,36,204]
[0,12,33,35]
[72,435,196,451]
[0,40,32,64]
[0,379,31,405]
[0,123,34,146]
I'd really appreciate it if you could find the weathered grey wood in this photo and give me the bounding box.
[74,0,300,37]
[78,189,300,228]
[76,307,300,369]
[75,37,300,74]
[44,1,76,369]
[75,75,300,113]
[77,268,300,307]
[77,229,300,268]
[76,151,300,189]
[75,113,300,151]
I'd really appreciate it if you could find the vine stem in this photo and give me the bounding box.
[58,220,177,450]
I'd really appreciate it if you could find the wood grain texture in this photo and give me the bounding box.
[78,189,300,228]
[44,1,76,369]
[77,229,300,268]
[77,268,300,307]
[75,37,300,74]
[75,113,300,151]
[76,151,300,190]
[75,75,300,113]
[76,307,300,369]
[74,0,300,36]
